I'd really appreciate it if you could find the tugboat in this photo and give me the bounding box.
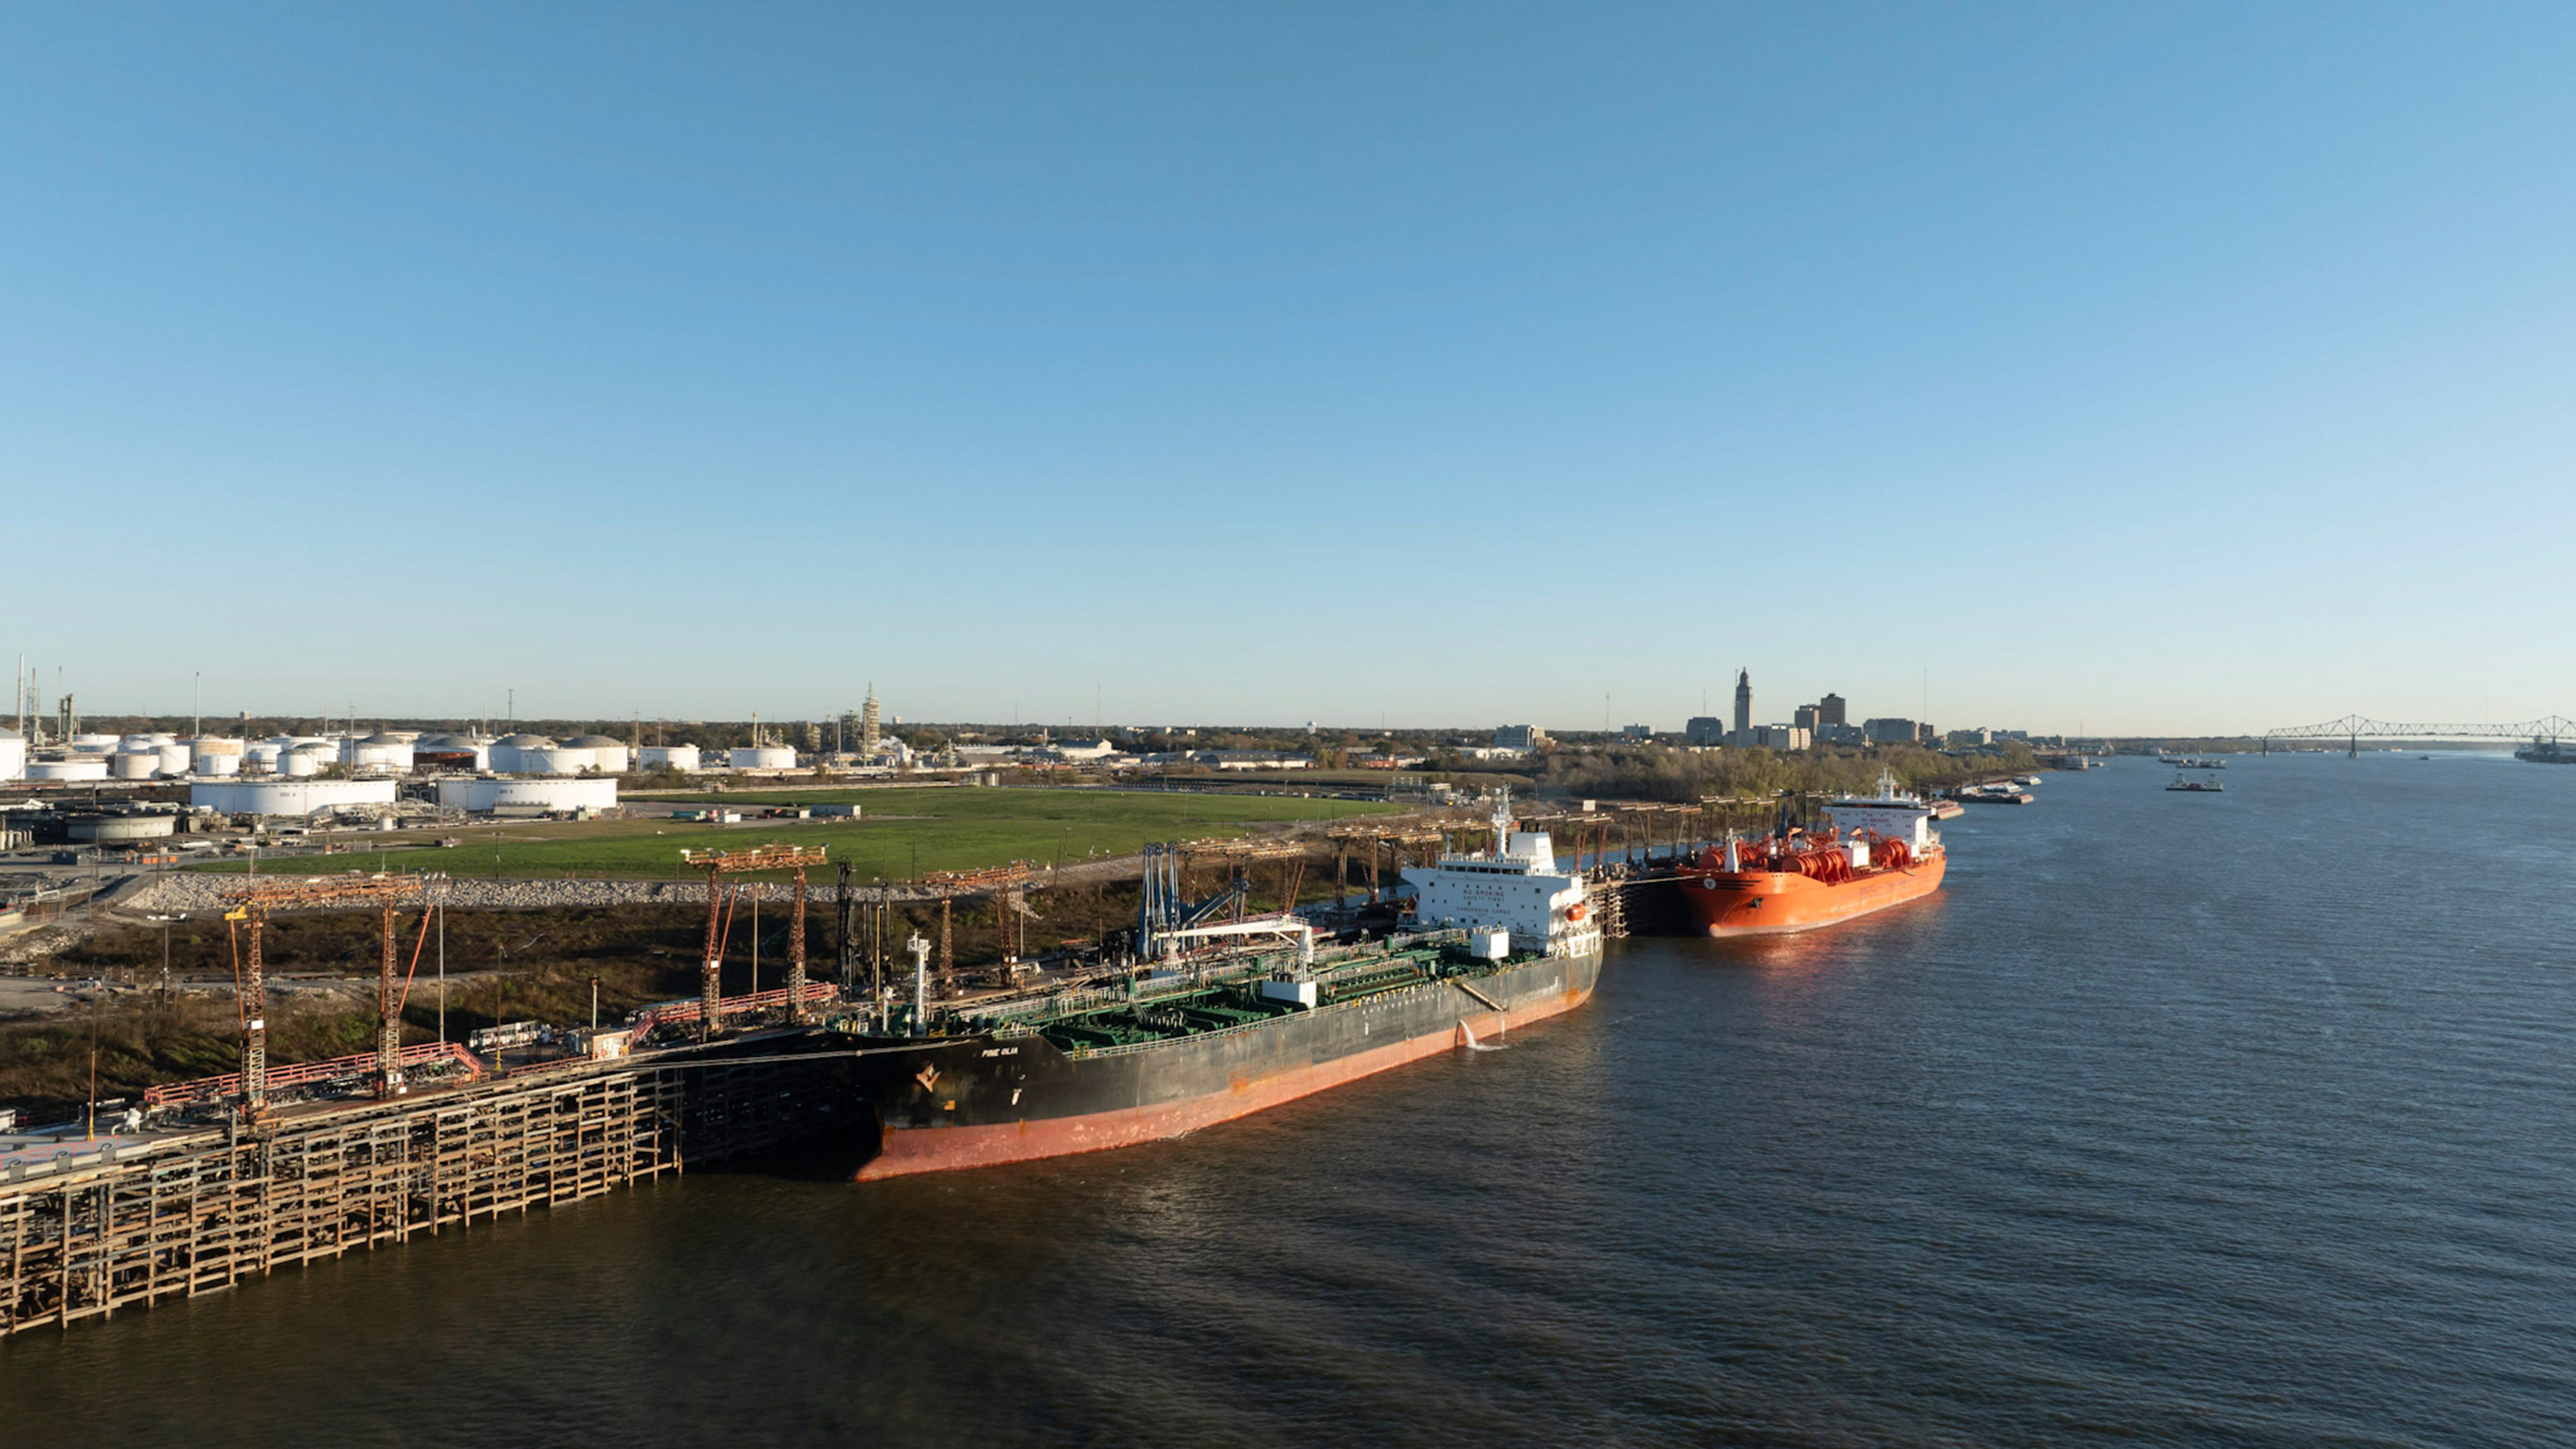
[1674,771,1946,936]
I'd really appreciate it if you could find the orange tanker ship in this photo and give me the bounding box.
[1677,772,1947,936]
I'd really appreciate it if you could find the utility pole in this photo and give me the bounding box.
[836,862,856,992]
[907,932,930,1035]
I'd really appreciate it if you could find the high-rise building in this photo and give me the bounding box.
[1732,669,1752,740]
[1685,716,1724,746]
[860,685,882,757]
[1793,703,1820,732]
[1818,693,1847,727]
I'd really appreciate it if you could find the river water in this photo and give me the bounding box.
[5,752,2571,1446]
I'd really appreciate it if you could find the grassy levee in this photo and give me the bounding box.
[188,787,1395,881]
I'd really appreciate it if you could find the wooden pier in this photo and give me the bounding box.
[0,1042,853,1336]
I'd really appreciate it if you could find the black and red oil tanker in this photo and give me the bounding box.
[834,811,1604,1178]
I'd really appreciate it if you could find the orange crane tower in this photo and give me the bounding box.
[1178,837,1309,914]
[681,843,828,1036]
[219,873,423,1113]
[1324,821,1454,902]
[921,861,1036,986]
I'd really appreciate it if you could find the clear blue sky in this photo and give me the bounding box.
[5,4,2571,735]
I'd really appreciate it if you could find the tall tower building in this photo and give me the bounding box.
[1732,669,1752,739]
[1818,692,1847,728]
[860,685,882,757]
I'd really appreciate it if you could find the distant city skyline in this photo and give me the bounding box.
[5,5,2571,734]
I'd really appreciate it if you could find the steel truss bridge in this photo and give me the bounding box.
[2262,715,2572,755]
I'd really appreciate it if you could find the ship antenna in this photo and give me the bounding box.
[1491,790,1513,855]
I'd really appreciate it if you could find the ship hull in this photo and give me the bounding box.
[1677,854,1946,936]
[848,949,1600,1179]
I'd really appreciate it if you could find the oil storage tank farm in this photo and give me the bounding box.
[0,726,25,781]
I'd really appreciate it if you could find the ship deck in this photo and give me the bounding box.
[941,934,1548,1057]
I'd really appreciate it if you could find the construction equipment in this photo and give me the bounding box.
[218,872,425,1113]
[680,843,827,1037]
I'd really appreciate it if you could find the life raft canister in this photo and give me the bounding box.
[1567,902,1587,921]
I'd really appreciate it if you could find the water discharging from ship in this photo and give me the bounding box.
[6,752,2572,1445]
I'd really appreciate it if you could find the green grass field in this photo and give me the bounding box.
[194,787,1395,881]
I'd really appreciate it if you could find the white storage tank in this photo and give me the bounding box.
[191,738,245,775]
[112,742,161,779]
[728,746,799,770]
[242,740,287,773]
[515,745,580,775]
[70,733,121,755]
[414,733,494,771]
[190,777,400,817]
[638,744,700,772]
[434,776,619,814]
[489,733,556,774]
[565,734,631,774]
[28,757,111,782]
[342,732,415,774]
[69,813,178,843]
[278,745,336,777]
[0,726,25,782]
[155,741,192,775]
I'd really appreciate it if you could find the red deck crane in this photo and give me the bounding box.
[219,872,424,1113]
[681,843,828,1037]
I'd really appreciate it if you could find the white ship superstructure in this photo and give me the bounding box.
[1405,800,1604,961]
[1822,768,1940,858]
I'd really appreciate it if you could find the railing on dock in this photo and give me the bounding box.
[142,1041,487,1108]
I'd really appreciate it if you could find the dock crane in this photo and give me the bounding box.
[220,872,424,1114]
[1176,837,1309,915]
[920,861,1037,993]
[681,843,827,1037]
[1322,821,1454,902]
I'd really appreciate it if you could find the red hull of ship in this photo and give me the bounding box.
[1676,853,1946,937]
